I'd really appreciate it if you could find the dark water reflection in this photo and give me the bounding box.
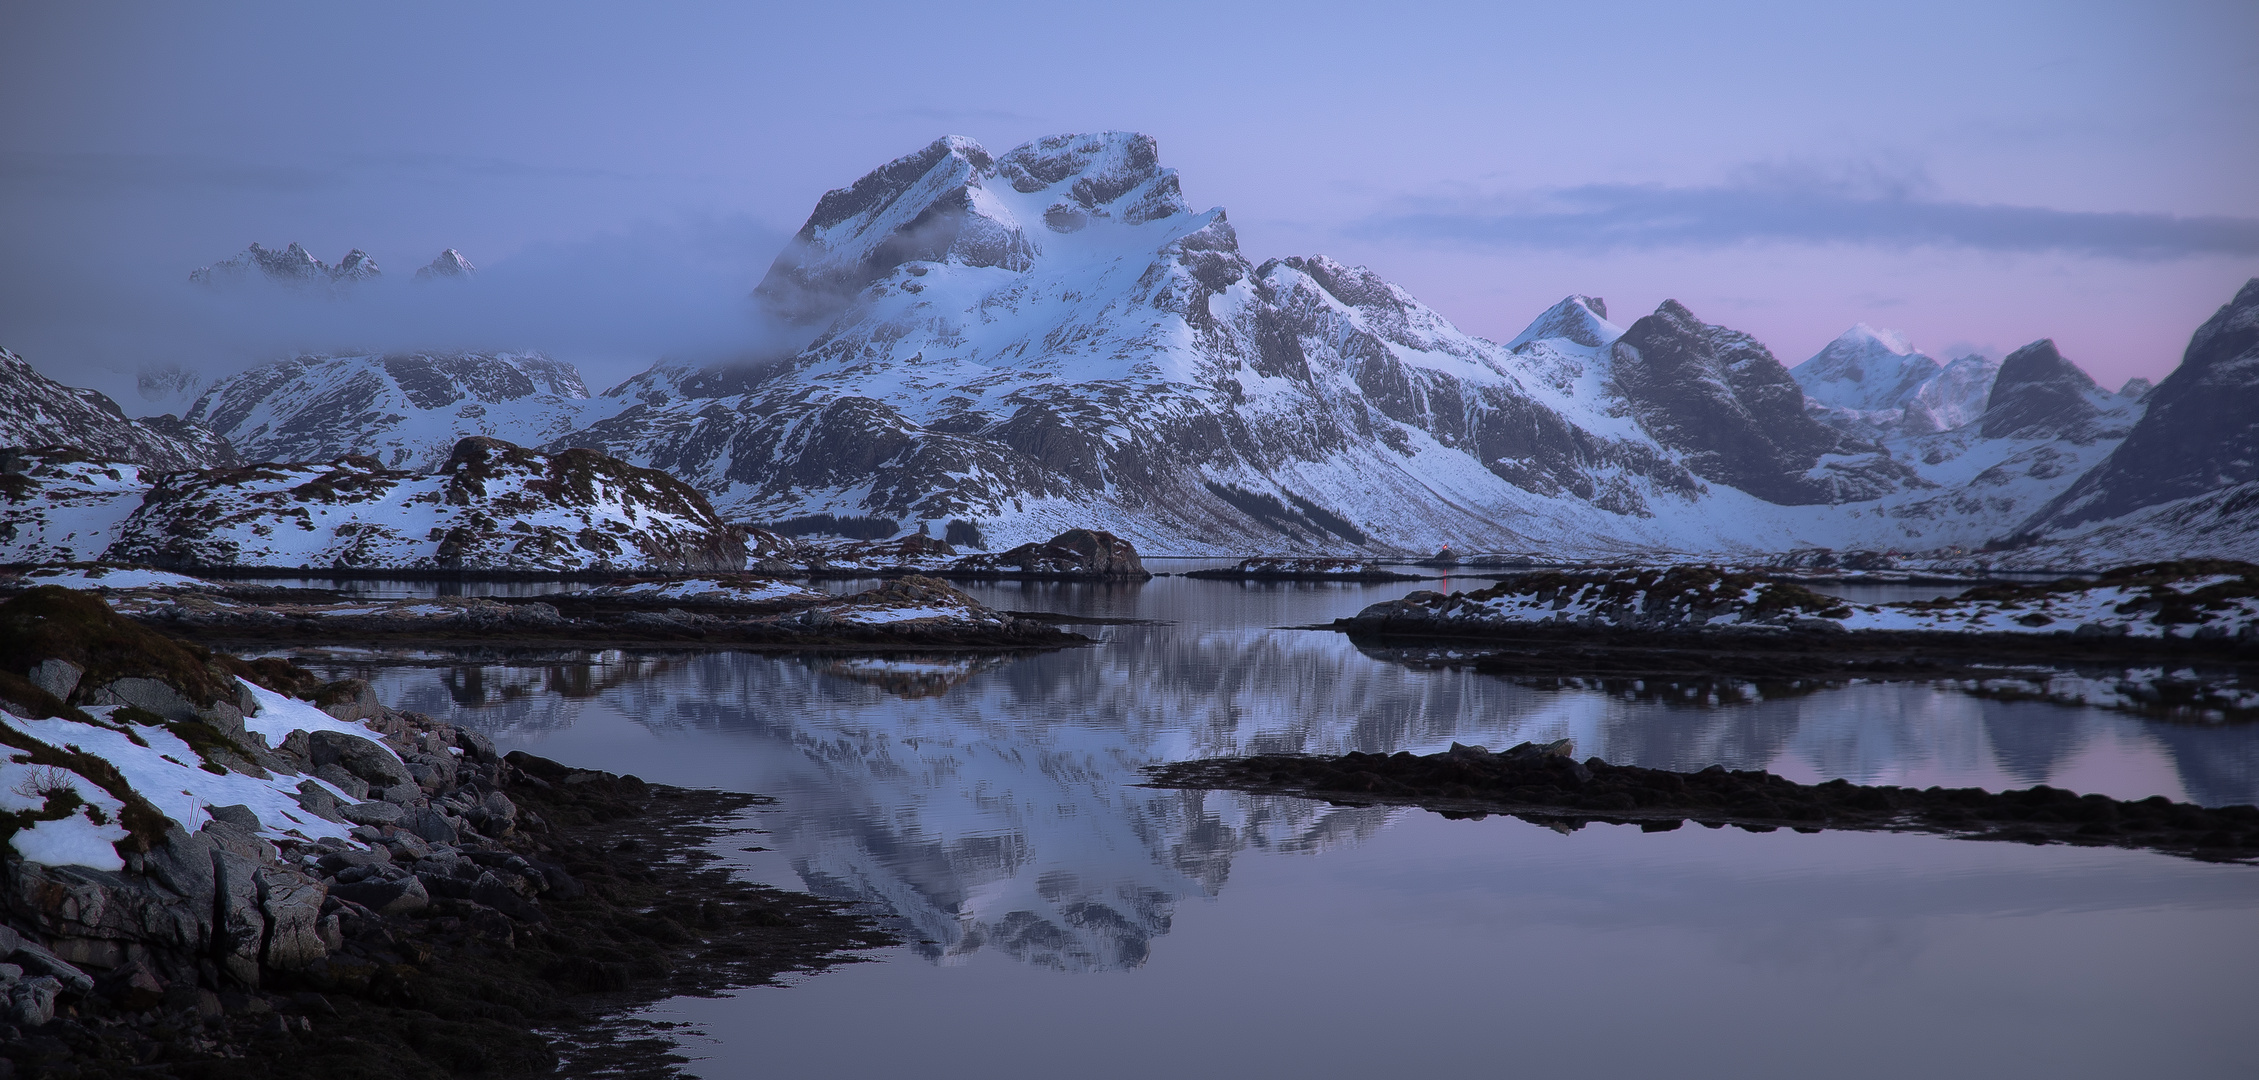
[287,575,2259,1078]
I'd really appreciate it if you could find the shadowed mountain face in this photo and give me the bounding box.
[2027,278,2259,532]
[1979,339,2122,442]
[1609,301,1911,505]
[0,348,234,471]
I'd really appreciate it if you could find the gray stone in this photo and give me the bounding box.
[376,783,421,805]
[400,807,459,846]
[255,865,328,971]
[307,730,411,788]
[317,679,382,722]
[28,659,81,701]
[328,874,428,917]
[142,827,216,910]
[198,818,275,863]
[204,803,261,831]
[338,800,402,826]
[292,780,344,822]
[274,730,314,771]
[9,940,93,995]
[314,763,369,800]
[8,974,62,1026]
[80,677,247,739]
[0,923,18,957]
[212,851,267,986]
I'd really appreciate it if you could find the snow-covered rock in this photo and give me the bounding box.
[1790,326,1999,438]
[186,351,602,472]
[414,248,476,281]
[1347,561,2259,642]
[104,436,746,573]
[188,241,381,290]
[0,451,162,564]
[0,350,235,472]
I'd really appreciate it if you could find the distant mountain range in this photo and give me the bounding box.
[6,131,2255,564]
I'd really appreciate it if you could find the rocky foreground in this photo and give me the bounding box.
[0,587,892,1078]
[1147,741,2259,865]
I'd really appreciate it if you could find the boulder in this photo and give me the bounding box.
[292,780,344,822]
[327,874,428,917]
[28,658,81,700]
[338,800,403,827]
[211,850,267,985]
[314,763,370,800]
[254,865,329,971]
[307,729,411,789]
[400,807,459,846]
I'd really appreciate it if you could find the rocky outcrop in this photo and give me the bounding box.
[2026,279,2259,532]
[0,349,235,472]
[103,436,747,573]
[186,350,596,471]
[948,528,1150,579]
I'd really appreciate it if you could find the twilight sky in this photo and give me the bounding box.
[2,0,2254,405]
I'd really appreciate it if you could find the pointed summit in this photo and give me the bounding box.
[189,242,379,289]
[1508,295,1622,351]
[416,248,477,281]
[1979,339,2113,440]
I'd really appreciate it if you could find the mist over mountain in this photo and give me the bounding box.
[4,130,2250,563]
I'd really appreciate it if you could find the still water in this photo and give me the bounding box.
[286,574,2259,1079]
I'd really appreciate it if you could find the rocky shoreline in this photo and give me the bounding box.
[1146,742,2259,865]
[6,570,1090,654]
[1,588,895,1078]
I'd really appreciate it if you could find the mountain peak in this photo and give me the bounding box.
[189,242,381,288]
[1978,339,2111,440]
[1507,295,1622,351]
[415,248,476,281]
[1791,323,1941,413]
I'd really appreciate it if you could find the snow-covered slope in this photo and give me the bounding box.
[550,131,1979,556]
[0,450,159,564]
[186,351,605,471]
[1790,326,2000,438]
[104,437,746,573]
[0,348,235,472]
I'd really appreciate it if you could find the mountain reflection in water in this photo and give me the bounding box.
[292,575,2259,975]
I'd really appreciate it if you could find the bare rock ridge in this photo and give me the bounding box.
[2027,278,2259,532]
[0,348,235,472]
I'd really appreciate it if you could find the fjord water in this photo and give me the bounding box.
[304,568,2259,1079]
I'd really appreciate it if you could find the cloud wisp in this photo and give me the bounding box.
[1357,180,2259,260]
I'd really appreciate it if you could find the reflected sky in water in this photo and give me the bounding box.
[289,574,2259,1078]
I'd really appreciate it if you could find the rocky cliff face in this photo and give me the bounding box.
[2025,278,2259,533]
[1790,325,1999,437]
[187,351,599,471]
[104,437,745,573]
[1979,339,2132,443]
[0,348,235,472]
[1609,301,1912,504]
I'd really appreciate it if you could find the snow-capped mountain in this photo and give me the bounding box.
[550,131,1965,554]
[105,436,745,573]
[0,347,234,471]
[1794,324,1941,413]
[2024,277,2259,535]
[188,242,382,289]
[0,449,162,564]
[415,249,476,281]
[1790,326,2000,438]
[186,351,604,471]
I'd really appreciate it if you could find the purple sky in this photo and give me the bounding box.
[2,1,2253,402]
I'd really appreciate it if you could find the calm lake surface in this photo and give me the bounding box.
[281,566,2259,1079]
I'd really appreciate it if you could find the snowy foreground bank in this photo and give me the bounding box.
[0,586,888,1075]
